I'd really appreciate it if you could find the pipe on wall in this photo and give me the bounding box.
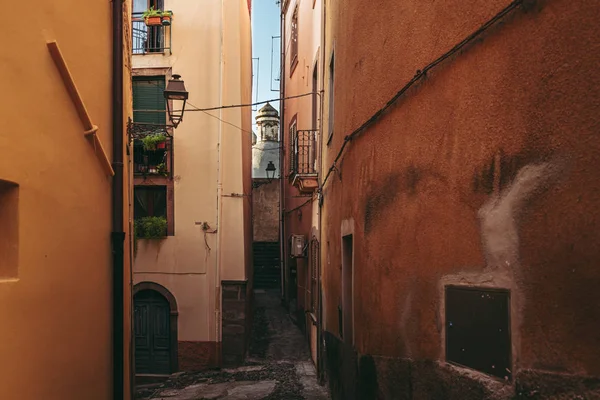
[111,0,125,398]
[279,4,287,303]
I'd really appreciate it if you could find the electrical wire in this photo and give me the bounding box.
[319,0,524,191]
[284,194,317,214]
[185,91,316,112]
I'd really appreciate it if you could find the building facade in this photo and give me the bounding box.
[0,1,134,399]
[280,0,323,371]
[252,104,282,289]
[131,0,253,372]
[318,0,600,398]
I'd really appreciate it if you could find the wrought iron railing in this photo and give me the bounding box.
[291,130,317,176]
[128,121,174,178]
[132,12,172,55]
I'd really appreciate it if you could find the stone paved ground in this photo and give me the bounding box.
[136,290,330,400]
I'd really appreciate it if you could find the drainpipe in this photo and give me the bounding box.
[215,0,225,361]
[279,6,286,304]
[111,0,125,398]
[317,0,327,383]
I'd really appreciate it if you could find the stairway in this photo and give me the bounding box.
[253,242,281,289]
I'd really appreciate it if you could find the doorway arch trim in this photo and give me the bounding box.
[134,281,179,373]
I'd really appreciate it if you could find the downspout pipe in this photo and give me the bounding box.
[279,5,286,303]
[112,0,125,399]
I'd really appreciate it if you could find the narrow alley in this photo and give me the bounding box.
[135,290,329,400]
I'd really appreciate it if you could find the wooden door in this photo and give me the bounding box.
[134,290,171,374]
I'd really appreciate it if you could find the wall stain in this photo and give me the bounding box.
[364,166,423,233]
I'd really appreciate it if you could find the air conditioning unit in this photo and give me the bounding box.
[290,234,306,258]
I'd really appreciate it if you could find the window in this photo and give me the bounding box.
[132,0,165,54]
[312,63,319,172]
[289,116,298,174]
[445,286,511,380]
[0,180,18,279]
[133,76,166,124]
[134,186,167,219]
[290,7,299,76]
[327,51,335,144]
[134,186,173,236]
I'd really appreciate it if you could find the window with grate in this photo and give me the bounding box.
[445,286,511,380]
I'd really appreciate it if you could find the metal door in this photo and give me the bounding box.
[134,289,171,374]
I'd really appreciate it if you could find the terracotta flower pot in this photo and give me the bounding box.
[161,15,172,26]
[145,16,162,26]
[157,141,166,149]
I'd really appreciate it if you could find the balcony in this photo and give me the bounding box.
[128,121,173,179]
[290,130,318,193]
[132,12,172,55]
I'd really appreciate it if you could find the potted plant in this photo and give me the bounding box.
[157,162,168,177]
[141,133,167,151]
[142,6,162,26]
[161,10,173,26]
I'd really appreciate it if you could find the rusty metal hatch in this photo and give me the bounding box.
[445,286,511,380]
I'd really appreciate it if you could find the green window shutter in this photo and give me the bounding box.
[133,76,166,124]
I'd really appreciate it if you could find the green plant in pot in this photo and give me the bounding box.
[142,6,162,26]
[136,216,167,239]
[161,10,173,26]
[157,162,168,177]
[141,133,167,151]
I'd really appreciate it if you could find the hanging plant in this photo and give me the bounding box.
[142,6,162,26]
[141,133,167,151]
[136,216,167,239]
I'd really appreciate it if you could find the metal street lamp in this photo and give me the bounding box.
[266,161,276,182]
[164,74,188,128]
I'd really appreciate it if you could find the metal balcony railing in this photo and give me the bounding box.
[132,12,172,55]
[291,130,317,176]
[128,121,174,178]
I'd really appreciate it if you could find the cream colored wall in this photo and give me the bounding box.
[0,1,132,399]
[133,0,252,344]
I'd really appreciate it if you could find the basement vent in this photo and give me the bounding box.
[445,286,511,380]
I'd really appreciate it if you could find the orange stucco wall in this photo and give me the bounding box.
[321,0,600,385]
[0,1,132,399]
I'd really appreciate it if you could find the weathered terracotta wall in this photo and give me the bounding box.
[321,0,600,397]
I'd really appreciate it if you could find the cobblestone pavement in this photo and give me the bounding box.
[136,289,330,400]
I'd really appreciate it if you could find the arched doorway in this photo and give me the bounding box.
[134,283,178,374]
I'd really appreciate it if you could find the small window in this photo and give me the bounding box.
[445,286,511,380]
[0,180,18,279]
[290,7,299,76]
[327,51,335,145]
[133,76,166,124]
[134,186,173,237]
[289,117,298,174]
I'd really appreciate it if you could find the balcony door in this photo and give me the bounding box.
[133,0,164,54]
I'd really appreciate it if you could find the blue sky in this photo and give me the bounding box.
[251,0,281,128]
